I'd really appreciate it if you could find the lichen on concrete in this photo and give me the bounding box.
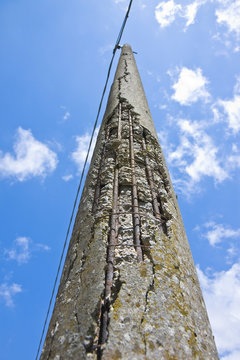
[40,45,218,360]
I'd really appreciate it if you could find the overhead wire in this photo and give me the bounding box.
[35,0,134,359]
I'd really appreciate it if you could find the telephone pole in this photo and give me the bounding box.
[40,44,218,360]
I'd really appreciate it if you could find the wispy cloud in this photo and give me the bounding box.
[203,222,240,247]
[216,0,240,38]
[213,77,240,134]
[35,243,51,251]
[63,111,70,122]
[59,106,71,123]
[71,127,99,173]
[0,127,58,182]
[99,44,113,56]
[170,67,210,105]
[183,1,203,28]
[62,174,73,182]
[222,350,240,360]
[159,118,228,194]
[4,237,50,265]
[0,282,22,307]
[228,152,240,170]
[155,0,240,50]
[197,262,240,358]
[5,237,30,265]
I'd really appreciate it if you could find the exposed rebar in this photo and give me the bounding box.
[99,161,119,348]
[142,133,161,221]
[129,110,143,262]
[98,103,122,351]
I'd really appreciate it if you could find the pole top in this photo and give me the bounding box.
[102,43,158,139]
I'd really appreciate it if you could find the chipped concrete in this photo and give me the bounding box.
[40,45,218,360]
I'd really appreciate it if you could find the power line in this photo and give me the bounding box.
[35,1,134,359]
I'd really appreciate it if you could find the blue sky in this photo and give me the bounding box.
[0,0,240,359]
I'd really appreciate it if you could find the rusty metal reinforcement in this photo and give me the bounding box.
[129,110,143,262]
[142,132,161,221]
[98,103,122,352]
[98,160,119,350]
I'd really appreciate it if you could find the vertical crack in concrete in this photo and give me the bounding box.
[74,313,81,332]
[46,321,59,360]
[92,128,108,213]
[83,303,103,355]
[118,59,129,95]
[141,260,156,357]
[62,251,77,285]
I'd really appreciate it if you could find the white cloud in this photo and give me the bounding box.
[35,243,51,251]
[227,141,240,170]
[214,78,240,134]
[183,1,203,28]
[232,143,238,152]
[203,222,240,246]
[0,282,22,307]
[5,237,30,265]
[99,44,113,56]
[155,0,182,28]
[62,174,73,182]
[165,119,227,193]
[218,95,240,134]
[0,127,58,181]
[155,0,205,29]
[216,0,240,37]
[211,104,222,123]
[62,111,70,122]
[5,236,50,265]
[171,67,210,105]
[228,144,240,174]
[228,153,240,169]
[197,262,240,357]
[71,127,99,173]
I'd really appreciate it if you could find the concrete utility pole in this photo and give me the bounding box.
[41,44,219,360]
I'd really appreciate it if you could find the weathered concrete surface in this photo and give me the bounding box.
[40,45,218,360]
[103,44,158,139]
